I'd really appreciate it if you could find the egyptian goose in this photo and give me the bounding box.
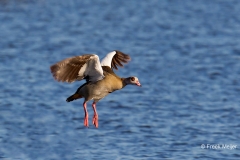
[50,50,141,128]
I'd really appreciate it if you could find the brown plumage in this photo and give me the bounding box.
[111,50,131,70]
[50,54,93,83]
[50,50,141,128]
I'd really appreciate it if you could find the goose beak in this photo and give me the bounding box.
[136,81,141,87]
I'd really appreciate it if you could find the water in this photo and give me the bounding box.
[0,0,240,159]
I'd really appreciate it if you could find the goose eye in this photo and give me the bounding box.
[130,77,135,81]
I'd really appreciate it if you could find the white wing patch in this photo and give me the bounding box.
[78,55,104,82]
[100,51,116,67]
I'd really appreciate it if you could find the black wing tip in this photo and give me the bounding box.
[114,50,131,60]
[111,50,131,70]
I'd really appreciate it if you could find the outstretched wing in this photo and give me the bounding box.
[50,54,104,83]
[100,50,131,70]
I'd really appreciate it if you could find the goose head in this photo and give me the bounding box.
[125,76,141,87]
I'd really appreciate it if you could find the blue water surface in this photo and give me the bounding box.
[0,0,240,159]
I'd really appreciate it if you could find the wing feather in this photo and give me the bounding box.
[112,60,118,70]
[100,50,131,70]
[50,54,104,83]
[114,57,123,67]
[111,50,131,70]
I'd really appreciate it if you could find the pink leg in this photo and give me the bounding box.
[83,101,89,127]
[92,102,98,128]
